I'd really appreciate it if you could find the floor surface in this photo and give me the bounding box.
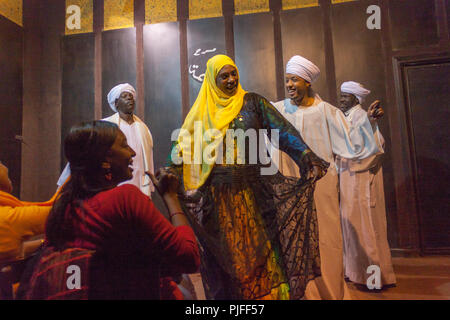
[188,256,450,300]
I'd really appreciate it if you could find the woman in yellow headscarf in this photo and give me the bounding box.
[168,55,328,300]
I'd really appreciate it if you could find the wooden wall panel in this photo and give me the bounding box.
[102,28,137,117]
[389,0,439,50]
[187,17,226,106]
[143,22,182,213]
[280,6,328,102]
[143,22,182,171]
[233,12,277,102]
[447,0,450,38]
[61,34,96,168]
[0,15,23,198]
[21,0,65,200]
[331,0,386,103]
[38,0,65,199]
[330,0,397,246]
[21,0,41,200]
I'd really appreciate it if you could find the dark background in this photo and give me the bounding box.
[0,0,449,255]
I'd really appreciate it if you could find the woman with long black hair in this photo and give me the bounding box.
[25,120,199,299]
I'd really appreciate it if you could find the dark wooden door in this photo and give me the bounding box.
[402,59,450,254]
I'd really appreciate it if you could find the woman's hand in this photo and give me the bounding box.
[299,151,328,183]
[309,164,327,182]
[146,167,179,197]
[147,168,189,227]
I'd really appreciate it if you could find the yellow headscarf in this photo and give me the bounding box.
[177,54,247,190]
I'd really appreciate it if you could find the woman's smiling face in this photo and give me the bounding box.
[105,131,136,184]
[216,64,239,96]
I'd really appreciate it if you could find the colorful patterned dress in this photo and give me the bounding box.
[169,93,328,300]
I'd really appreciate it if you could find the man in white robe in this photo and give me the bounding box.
[337,81,396,287]
[272,56,384,299]
[57,83,154,197]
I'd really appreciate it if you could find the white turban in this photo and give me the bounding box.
[285,55,320,83]
[340,81,371,104]
[107,83,136,112]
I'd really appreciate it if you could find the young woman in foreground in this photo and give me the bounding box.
[26,121,199,299]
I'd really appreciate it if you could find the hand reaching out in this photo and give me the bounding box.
[146,167,179,197]
[299,151,329,183]
[368,100,384,121]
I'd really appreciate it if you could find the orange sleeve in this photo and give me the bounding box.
[4,205,51,241]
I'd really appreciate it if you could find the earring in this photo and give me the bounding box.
[102,162,112,181]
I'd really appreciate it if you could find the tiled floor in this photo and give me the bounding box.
[188,256,450,300]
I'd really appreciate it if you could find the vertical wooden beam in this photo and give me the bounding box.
[21,0,40,200]
[94,0,103,119]
[270,0,284,101]
[223,0,235,60]
[319,0,338,106]
[41,0,65,199]
[178,0,189,119]
[135,0,145,119]
[22,0,65,200]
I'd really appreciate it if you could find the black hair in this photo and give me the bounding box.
[45,120,119,248]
